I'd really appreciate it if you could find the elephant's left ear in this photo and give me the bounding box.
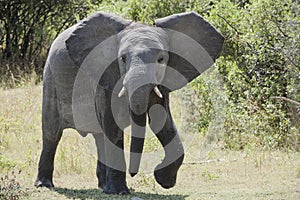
[155,12,224,91]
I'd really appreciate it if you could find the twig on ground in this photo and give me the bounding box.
[183,158,237,165]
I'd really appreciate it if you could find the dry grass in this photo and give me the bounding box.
[0,85,299,199]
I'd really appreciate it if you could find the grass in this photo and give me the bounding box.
[0,84,299,199]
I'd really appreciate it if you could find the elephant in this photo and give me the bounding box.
[34,11,224,194]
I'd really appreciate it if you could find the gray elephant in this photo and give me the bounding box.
[34,11,223,194]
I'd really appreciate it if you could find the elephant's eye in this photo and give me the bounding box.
[120,55,126,63]
[157,57,164,64]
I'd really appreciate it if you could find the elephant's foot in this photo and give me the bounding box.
[34,177,54,188]
[96,161,107,189]
[103,181,129,195]
[98,177,106,189]
[154,154,184,189]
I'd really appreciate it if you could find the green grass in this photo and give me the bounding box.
[0,85,299,199]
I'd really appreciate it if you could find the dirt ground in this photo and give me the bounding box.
[18,150,299,200]
[1,85,299,200]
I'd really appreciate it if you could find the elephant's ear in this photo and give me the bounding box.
[66,12,131,91]
[155,11,224,91]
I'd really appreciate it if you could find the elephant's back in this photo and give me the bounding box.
[43,24,105,135]
[43,25,80,130]
[46,24,78,72]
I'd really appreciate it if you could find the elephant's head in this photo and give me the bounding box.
[66,12,223,189]
[116,24,169,115]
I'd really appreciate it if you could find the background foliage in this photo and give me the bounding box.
[0,0,299,150]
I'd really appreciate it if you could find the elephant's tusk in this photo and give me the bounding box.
[118,86,126,97]
[154,86,163,98]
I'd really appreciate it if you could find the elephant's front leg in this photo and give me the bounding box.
[148,92,184,189]
[102,108,129,195]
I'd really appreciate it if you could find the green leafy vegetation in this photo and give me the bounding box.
[203,0,299,150]
[201,168,220,181]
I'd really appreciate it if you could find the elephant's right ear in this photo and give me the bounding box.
[66,12,131,66]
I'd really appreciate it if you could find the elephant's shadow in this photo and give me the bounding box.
[53,187,187,200]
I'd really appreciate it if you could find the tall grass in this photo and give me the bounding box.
[0,84,96,178]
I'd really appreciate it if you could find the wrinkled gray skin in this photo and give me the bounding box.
[34,12,223,194]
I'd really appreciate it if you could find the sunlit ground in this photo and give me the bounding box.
[0,85,299,199]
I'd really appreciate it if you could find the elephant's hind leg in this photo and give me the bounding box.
[35,69,63,188]
[93,133,107,189]
[34,128,62,187]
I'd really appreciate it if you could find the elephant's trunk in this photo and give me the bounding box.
[124,66,150,176]
[123,57,163,176]
[129,111,146,177]
[126,76,154,176]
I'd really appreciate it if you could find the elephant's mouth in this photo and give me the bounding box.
[118,85,163,98]
[118,84,163,115]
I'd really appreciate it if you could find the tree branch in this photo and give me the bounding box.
[217,14,242,35]
[270,96,300,107]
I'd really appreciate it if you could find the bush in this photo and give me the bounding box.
[0,170,28,200]
[202,0,299,150]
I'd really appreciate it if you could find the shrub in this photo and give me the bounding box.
[0,170,28,200]
[202,0,299,149]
